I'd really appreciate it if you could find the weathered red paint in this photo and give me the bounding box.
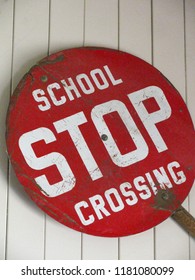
[6,48,195,237]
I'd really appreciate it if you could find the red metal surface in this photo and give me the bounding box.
[6,48,195,237]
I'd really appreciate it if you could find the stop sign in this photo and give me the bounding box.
[6,48,195,237]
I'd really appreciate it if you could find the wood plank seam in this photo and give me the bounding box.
[5,0,15,260]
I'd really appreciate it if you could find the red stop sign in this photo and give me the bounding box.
[6,48,195,237]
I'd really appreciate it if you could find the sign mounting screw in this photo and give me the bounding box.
[101,134,108,141]
[41,75,48,82]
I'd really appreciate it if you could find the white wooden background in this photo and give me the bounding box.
[0,0,194,260]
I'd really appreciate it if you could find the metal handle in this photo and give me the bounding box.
[153,190,195,238]
[171,205,195,238]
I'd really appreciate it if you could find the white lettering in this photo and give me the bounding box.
[105,188,124,212]
[120,182,138,206]
[53,112,103,181]
[129,86,172,152]
[145,172,158,195]
[153,167,173,189]
[61,78,81,100]
[89,195,110,219]
[76,73,95,95]
[90,68,109,90]
[104,65,123,85]
[47,82,66,106]
[133,176,152,199]
[168,161,186,184]
[74,161,187,225]
[32,89,51,111]
[91,99,149,167]
[18,127,75,197]
[33,65,123,111]
[74,201,95,226]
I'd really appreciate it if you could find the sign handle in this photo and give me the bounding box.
[171,206,195,238]
[154,190,195,238]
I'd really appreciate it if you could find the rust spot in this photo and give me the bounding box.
[26,189,50,204]
[101,134,108,141]
[39,205,59,218]
[40,75,48,82]
[186,166,192,171]
[38,53,65,66]
[12,72,34,100]
[152,189,178,212]
[32,181,49,197]
[27,188,84,231]
[61,212,84,230]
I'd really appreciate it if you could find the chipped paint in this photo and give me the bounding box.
[6,47,195,237]
[38,53,65,66]
[152,189,178,212]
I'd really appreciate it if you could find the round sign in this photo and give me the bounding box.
[6,48,195,237]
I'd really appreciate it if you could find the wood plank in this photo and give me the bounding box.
[84,0,118,48]
[49,0,84,53]
[152,0,186,98]
[0,0,14,260]
[82,0,119,260]
[153,0,189,259]
[45,0,84,260]
[119,0,154,260]
[45,217,82,260]
[6,0,49,259]
[185,0,195,260]
[119,0,152,63]
[2,0,193,261]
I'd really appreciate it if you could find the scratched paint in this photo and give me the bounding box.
[6,48,195,237]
